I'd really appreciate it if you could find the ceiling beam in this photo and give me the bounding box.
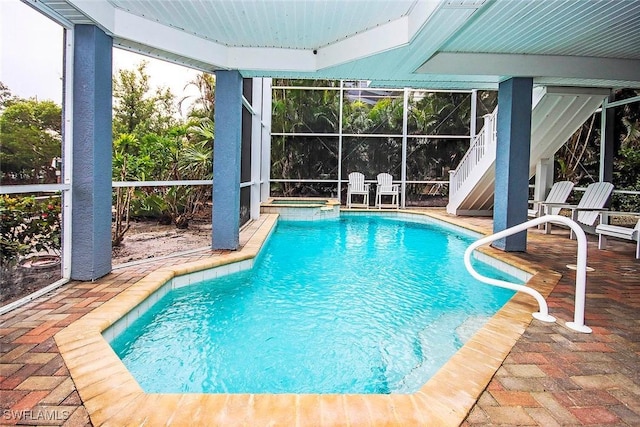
[417,53,640,83]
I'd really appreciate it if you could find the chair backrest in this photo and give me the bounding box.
[544,181,574,215]
[348,172,366,192]
[577,182,614,225]
[634,218,640,232]
[376,173,394,191]
[545,181,574,203]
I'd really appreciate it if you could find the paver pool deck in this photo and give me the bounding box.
[1,209,639,426]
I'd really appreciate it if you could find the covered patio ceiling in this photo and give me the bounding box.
[32,0,640,89]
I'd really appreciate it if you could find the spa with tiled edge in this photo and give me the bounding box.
[261,197,341,221]
[54,211,560,426]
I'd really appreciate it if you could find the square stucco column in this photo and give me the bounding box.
[212,71,243,249]
[492,77,533,252]
[71,25,113,280]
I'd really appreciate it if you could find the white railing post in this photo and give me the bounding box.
[464,215,592,333]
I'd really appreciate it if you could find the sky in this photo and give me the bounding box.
[0,0,200,114]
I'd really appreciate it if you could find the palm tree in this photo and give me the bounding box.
[181,73,216,119]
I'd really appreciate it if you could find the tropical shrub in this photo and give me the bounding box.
[0,195,61,270]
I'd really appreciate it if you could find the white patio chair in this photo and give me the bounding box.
[347,172,370,208]
[375,173,399,209]
[528,181,574,218]
[596,213,640,259]
[541,182,614,238]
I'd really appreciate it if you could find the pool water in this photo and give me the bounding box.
[111,216,517,394]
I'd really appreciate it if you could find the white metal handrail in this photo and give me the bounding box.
[464,215,592,333]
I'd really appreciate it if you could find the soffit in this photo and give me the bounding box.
[32,0,640,89]
[108,0,419,49]
[441,0,640,60]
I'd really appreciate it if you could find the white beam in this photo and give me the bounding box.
[417,53,640,83]
[68,0,115,32]
[228,47,315,72]
[316,17,409,70]
[113,9,228,68]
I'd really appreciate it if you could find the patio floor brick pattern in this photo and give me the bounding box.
[1,211,639,426]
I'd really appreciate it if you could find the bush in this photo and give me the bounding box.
[0,195,61,270]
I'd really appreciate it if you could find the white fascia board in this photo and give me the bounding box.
[22,0,74,28]
[371,79,499,90]
[113,9,314,72]
[417,53,640,83]
[228,47,316,72]
[315,17,410,70]
[67,0,116,33]
[113,9,228,69]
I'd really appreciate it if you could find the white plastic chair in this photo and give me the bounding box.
[596,214,640,259]
[541,182,614,238]
[528,181,574,218]
[347,172,370,208]
[375,173,399,209]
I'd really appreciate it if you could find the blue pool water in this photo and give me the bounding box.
[111,216,517,394]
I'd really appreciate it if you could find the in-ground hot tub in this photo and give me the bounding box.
[261,197,340,220]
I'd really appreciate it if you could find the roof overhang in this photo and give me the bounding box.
[28,0,640,89]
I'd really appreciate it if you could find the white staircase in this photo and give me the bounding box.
[447,86,610,216]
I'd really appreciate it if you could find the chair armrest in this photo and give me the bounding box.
[570,207,609,212]
[600,211,640,217]
[599,211,640,224]
[540,202,575,208]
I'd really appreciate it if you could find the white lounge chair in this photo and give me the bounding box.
[596,212,640,259]
[528,181,574,218]
[541,181,614,238]
[347,172,370,208]
[375,173,399,209]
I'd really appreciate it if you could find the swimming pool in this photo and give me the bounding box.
[111,215,517,394]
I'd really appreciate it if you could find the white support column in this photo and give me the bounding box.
[534,158,554,203]
[599,94,614,183]
[470,89,477,138]
[337,81,345,201]
[401,88,409,208]
[250,78,263,220]
[61,27,74,280]
[260,78,272,202]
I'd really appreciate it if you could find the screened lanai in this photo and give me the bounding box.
[3,2,640,426]
[2,0,640,288]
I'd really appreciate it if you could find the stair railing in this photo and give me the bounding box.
[464,214,592,333]
[449,109,498,200]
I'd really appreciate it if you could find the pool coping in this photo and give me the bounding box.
[54,211,560,426]
[261,197,341,208]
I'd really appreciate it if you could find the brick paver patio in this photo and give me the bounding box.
[1,211,639,426]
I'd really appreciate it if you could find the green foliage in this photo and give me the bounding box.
[271,81,475,199]
[130,192,168,219]
[0,94,62,184]
[612,107,640,211]
[181,73,216,119]
[0,195,61,269]
[112,61,177,138]
[555,89,639,211]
